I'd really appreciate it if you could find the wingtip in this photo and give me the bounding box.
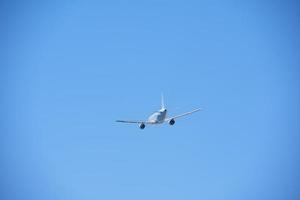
[194,108,204,112]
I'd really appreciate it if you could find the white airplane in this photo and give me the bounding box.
[116,94,202,129]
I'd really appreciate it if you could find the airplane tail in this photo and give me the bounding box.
[161,93,165,109]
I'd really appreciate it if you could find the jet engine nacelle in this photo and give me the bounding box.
[139,123,145,129]
[169,118,175,125]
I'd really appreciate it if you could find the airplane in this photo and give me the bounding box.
[116,94,202,129]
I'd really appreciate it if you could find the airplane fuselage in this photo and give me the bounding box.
[148,108,167,124]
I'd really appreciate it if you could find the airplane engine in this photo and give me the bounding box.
[169,119,175,125]
[139,123,145,129]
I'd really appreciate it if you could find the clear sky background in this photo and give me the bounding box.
[1,1,300,200]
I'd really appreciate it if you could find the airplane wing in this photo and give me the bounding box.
[116,120,153,124]
[165,108,203,121]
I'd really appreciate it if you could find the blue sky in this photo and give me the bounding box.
[1,1,300,200]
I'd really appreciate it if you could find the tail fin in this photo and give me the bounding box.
[161,93,165,109]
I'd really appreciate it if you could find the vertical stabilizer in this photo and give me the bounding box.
[161,93,165,109]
